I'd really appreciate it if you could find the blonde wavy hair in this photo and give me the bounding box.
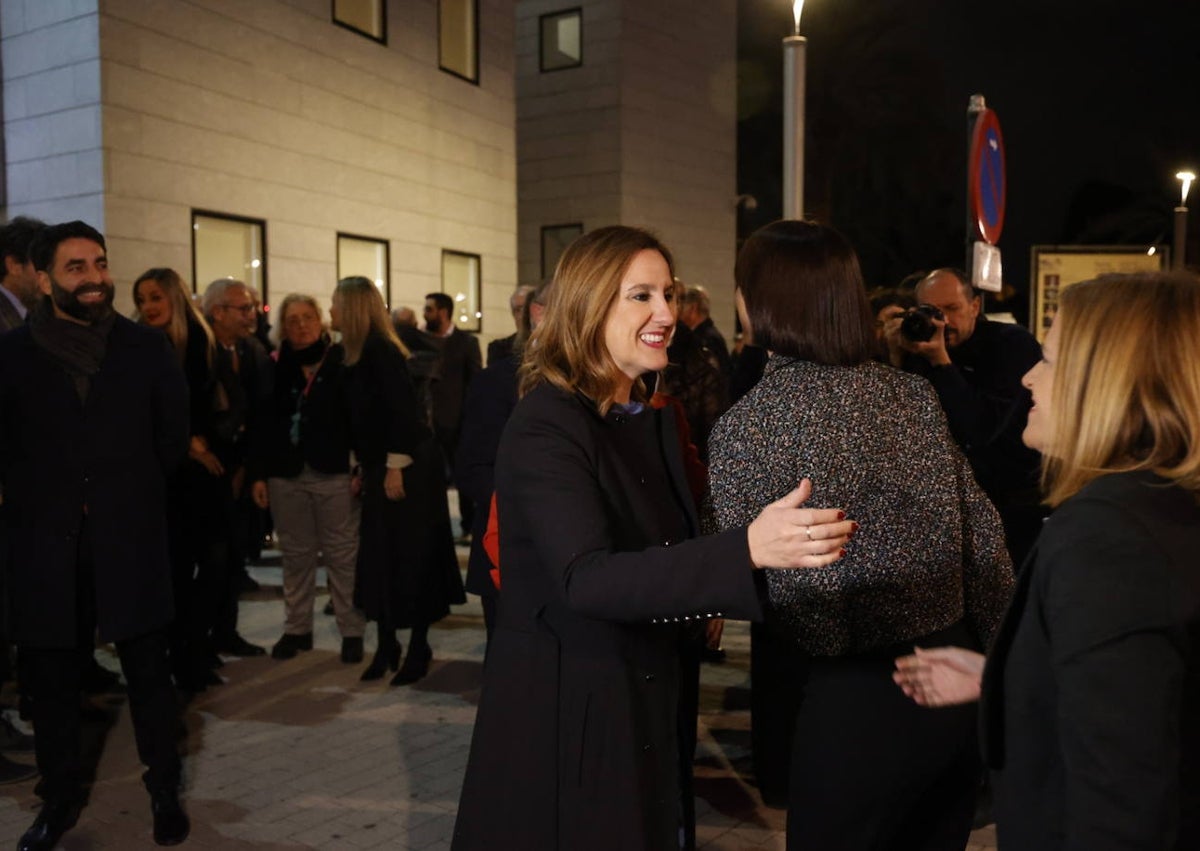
[520,225,675,414]
[335,276,408,365]
[133,267,216,368]
[1043,271,1200,506]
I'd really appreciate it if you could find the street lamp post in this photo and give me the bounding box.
[1174,170,1194,270]
[783,0,806,219]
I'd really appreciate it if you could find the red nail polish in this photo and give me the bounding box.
[839,548,846,557]
[837,511,846,520]
[851,522,860,533]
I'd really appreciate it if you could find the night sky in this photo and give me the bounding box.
[737,0,1200,322]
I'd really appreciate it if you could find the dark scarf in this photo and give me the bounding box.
[290,334,330,366]
[28,297,115,401]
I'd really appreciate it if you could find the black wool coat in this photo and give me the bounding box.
[983,471,1200,850]
[0,317,189,647]
[452,384,761,851]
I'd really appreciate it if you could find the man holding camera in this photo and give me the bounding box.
[887,268,1044,566]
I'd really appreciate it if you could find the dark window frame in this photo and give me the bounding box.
[539,7,583,73]
[191,208,269,304]
[540,222,584,278]
[438,0,480,85]
[441,248,483,332]
[331,0,387,45]
[337,231,392,307]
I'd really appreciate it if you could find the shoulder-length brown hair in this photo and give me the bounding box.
[1043,271,1200,506]
[520,225,675,414]
[335,276,409,365]
[734,219,875,365]
[133,267,216,368]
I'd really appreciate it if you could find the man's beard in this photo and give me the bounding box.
[426,315,443,334]
[50,278,115,323]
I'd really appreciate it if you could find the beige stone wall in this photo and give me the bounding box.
[5,0,518,334]
[1,1,105,229]
[515,0,737,340]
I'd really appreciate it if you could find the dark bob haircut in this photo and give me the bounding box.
[29,220,106,273]
[735,219,875,365]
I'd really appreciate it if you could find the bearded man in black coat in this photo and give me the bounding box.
[0,221,191,850]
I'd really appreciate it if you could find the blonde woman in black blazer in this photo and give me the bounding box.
[895,272,1200,850]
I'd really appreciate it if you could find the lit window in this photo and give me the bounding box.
[540,8,582,72]
[541,223,583,278]
[442,250,482,332]
[439,0,478,83]
[338,233,390,306]
[192,210,267,302]
[333,0,385,44]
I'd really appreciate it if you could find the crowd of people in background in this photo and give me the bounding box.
[0,211,1197,851]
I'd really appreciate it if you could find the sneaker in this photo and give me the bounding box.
[0,715,33,753]
[270,633,313,660]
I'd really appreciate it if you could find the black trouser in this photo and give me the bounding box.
[785,623,980,851]
[21,524,181,801]
[435,424,473,533]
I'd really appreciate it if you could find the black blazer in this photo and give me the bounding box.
[346,332,429,469]
[982,470,1200,850]
[252,341,353,481]
[453,384,762,851]
[0,318,189,646]
[429,327,481,430]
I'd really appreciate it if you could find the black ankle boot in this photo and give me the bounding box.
[341,636,364,664]
[390,643,432,686]
[18,798,81,851]
[360,640,401,681]
[150,787,190,846]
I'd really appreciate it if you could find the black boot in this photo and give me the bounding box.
[360,629,400,682]
[150,786,190,846]
[390,642,432,686]
[18,798,81,851]
[340,637,364,664]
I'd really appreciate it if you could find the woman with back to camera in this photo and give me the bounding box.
[894,272,1200,850]
[248,294,365,665]
[133,267,226,693]
[332,277,464,686]
[707,220,1015,850]
[451,225,857,851]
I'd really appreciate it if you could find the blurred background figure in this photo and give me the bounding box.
[336,278,463,686]
[133,268,226,694]
[249,294,365,665]
[486,283,536,363]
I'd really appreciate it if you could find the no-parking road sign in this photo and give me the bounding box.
[969,108,1006,245]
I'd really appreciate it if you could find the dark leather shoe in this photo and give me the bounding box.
[18,799,80,851]
[340,637,364,664]
[150,788,190,846]
[270,632,313,660]
[0,754,37,785]
[390,643,432,686]
[213,634,266,657]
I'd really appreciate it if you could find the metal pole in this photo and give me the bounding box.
[965,94,986,277]
[783,35,806,220]
[1174,206,1188,270]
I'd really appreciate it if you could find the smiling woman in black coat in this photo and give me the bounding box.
[451,226,857,851]
[894,271,1200,850]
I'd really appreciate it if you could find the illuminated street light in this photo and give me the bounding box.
[1174,170,1195,270]
[783,0,806,218]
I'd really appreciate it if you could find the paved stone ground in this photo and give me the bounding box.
[0,552,998,850]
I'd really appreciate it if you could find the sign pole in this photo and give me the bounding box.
[966,94,987,278]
